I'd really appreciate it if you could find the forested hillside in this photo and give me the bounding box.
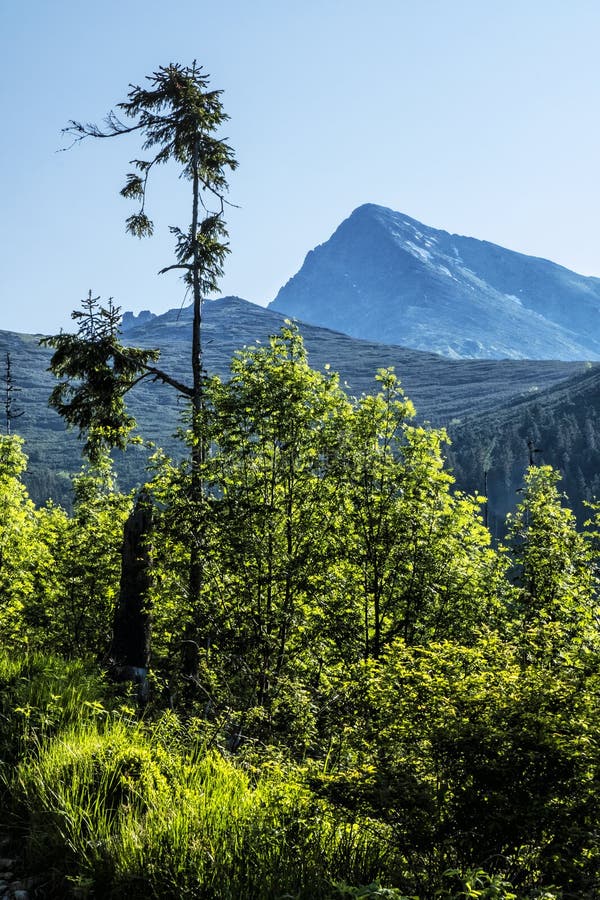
[447,363,600,535]
[0,309,588,509]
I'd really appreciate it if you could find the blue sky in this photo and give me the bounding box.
[2,1,600,333]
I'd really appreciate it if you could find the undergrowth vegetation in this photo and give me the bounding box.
[2,339,600,896]
[3,640,589,898]
[0,657,440,899]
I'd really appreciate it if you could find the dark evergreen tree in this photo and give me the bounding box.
[41,292,163,464]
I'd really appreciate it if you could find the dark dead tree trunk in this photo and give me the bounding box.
[111,488,154,701]
[4,353,24,434]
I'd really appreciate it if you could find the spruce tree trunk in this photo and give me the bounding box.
[186,137,204,680]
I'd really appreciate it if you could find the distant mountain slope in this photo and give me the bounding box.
[269,204,600,359]
[1,297,587,506]
[121,297,589,422]
[447,365,600,535]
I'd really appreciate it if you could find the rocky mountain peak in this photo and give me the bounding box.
[269,205,600,360]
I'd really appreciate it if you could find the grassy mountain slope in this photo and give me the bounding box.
[0,296,589,506]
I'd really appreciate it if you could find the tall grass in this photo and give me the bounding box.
[0,651,108,765]
[0,651,533,898]
[10,705,400,898]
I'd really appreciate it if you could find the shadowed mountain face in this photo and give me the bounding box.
[269,204,600,360]
[0,296,589,508]
[447,364,600,535]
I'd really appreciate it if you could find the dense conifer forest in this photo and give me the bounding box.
[2,63,600,899]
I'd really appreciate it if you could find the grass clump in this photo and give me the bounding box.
[0,652,108,756]
[11,710,397,898]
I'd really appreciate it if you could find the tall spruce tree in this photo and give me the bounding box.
[45,64,237,652]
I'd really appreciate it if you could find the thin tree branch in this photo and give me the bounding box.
[143,364,193,397]
[158,263,193,275]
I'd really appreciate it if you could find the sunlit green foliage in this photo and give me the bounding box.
[342,371,506,656]
[0,436,56,647]
[0,436,130,658]
[39,459,131,658]
[319,637,600,895]
[507,465,599,662]
[3,329,600,897]
[200,326,354,733]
